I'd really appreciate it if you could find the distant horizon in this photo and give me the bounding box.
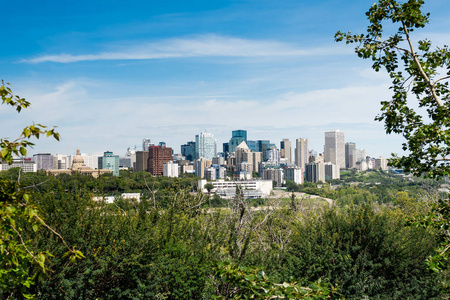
[2,0,449,159]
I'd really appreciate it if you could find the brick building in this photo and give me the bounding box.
[147,145,173,176]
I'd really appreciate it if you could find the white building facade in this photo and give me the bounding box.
[324,130,345,169]
[198,179,273,196]
[284,167,303,184]
[163,161,179,177]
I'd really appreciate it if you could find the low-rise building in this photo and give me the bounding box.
[0,157,37,173]
[198,179,272,197]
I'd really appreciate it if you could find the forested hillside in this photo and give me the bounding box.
[1,168,445,299]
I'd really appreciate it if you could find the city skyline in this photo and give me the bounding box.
[1,1,450,158]
[22,130,374,161]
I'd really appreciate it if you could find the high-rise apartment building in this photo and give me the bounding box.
[195,132,215,160]
[234,141,262,173]
[305,161,325,183]
[345,142,356,169]
[212,156,225,166]
[280,138,292,164]
[205,165,225,181]
[325,163,340,180]
[284,167,303,184]
[262,167,284,187]
[229,130,247,153]
[135,151,149,172]
[33,153,54,170]
[324,130,345,169]
[295,138,309,169]
[266,148,281,166]
[148,145,173,176]
[194,158,212,178]
[163,161,179,177]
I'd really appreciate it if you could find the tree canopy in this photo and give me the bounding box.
[336,0,450,283]
[335,0,450,179]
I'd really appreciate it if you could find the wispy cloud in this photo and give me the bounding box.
[23,34,350,63]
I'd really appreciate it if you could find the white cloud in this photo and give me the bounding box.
[23,34,351,63]
[2,78,402,158]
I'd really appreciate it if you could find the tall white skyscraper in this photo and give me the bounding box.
[142,138,152,151]
[195,132,215,160]
[295,138,309,169]
[324,130,345,169]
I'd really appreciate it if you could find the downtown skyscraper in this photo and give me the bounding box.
[324,130,345,169]
[280,138,292,164]
[228,130,247,154]
[195,132,216,160]
[345,142,356,169]
[295,138,308,169]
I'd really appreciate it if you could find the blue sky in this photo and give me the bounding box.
[1,0,449,157]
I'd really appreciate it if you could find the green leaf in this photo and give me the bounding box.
[36,253,46,270]
[0,147,8,158]
[23,128,31,137]
[20,147,27,156]
[75,250,85,259]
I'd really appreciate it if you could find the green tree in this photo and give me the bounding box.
[0,81,82,298]
[335,0,450,179]
[204,183,214,194]
[282,205,440,299]
[335,0,450,286]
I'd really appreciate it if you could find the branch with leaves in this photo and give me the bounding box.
[1,81,60,164]
[335,0,450,178]
[0,80,81,298]
[335,0,450,290]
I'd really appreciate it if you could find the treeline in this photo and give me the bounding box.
[0,169,446,299]
[285,170,443,207]
[1,168,199,208]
